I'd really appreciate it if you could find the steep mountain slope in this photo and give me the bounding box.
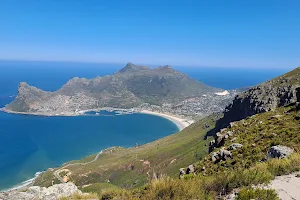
[198,104,300,174]
[4,63,223,116]
[213,67,300,131]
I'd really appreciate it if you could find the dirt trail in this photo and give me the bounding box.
[54,151,103,183]
[269,173,300,200]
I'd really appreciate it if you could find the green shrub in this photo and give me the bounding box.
[236,187,279,200]
[59,192,98,200]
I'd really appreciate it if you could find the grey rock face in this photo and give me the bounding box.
[296,87,300,110]
[0,183,82,200]
[296,87,300,102]
[215,67,300,130]
[267,145,294,159]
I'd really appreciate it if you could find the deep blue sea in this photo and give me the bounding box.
[0,60,290,190]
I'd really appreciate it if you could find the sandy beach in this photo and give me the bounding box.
[139,110,194,131]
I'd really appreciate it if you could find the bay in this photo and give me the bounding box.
[0,107,178,190]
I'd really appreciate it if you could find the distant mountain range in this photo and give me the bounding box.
[4,62,234,116]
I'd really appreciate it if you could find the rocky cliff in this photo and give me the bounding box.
[214,67,300,130]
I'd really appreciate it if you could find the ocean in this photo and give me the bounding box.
[0,60,289,190]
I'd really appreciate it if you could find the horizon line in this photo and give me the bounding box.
[0,59,297,70]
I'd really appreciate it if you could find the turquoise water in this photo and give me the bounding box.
[0,107,178,190]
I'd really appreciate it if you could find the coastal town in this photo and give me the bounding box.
[2,90,237,125]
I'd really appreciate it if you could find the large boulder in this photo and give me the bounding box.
[186,165,195,174]
[229,143,243,150]
[267,145,294,159]
[179,168,186,179]
[211,148,232,163]
[220,149,233,160]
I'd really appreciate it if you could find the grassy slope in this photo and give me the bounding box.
[34,114,220,189]
[93,105,300,200]
[196,105,300,174]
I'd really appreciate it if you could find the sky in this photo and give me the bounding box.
[0,0,299,68]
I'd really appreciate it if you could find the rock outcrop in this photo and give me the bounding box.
[267,145,294,159]
[211,148,232,163]
[214,67,300,130]
[209,128,234,152]
[186,165,195,174]
[229,143,243,150]
[179,164,195,178]
[179,168,186,179]
[296,87,300,110]
[0,183,84,200]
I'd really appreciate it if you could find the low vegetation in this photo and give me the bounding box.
[89,153,299,199]
[236,188,279,200]
[196,105,300,174]
[60,192,98,200]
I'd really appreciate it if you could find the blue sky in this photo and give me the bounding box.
[0,0,299,68]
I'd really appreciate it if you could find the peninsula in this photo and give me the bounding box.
[3,63,237,118]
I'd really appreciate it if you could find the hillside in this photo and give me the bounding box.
[33,113,219,188]
[52,92,300,200]
[4,63,235,117]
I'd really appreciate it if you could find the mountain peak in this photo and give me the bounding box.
[155,65,176,72]
[19,82,30,88]
[118,62,150,73]
[157,65,172,69]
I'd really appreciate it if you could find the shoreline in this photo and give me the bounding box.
[1,172,42,192]
[0,107,194,131]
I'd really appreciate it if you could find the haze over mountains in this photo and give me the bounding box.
[4,62,236,117]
